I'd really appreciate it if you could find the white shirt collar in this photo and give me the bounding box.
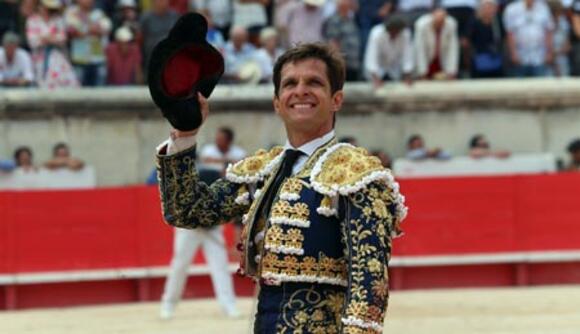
[283,130,335,157]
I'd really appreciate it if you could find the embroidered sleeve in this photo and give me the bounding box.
[341,181,401,334]
[156,145,251,229]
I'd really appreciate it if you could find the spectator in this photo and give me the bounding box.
[254,27,284,82]
[65,0,112,86]
[356,0,393,62]
[18,0,38,47]
[278,0,325,47]
[395,0,435,28]
[232,0,270,46]
[468,134,510,158]
[273,0,297,47]
[0,158,15,173]
[371,149,392,169]
[199,127,247,175]
[406,134,452,160]
[106,26,143,85]
[466,0,504,78]
[203,12,226,50]
[159,129,242,320]
[140,0,178,79]
[14,146,36,173]
[414,6,460,80]
[547,0,570,77]
[191,0,233,39]
[566,138,580,171]
[442,0,478,38]
[0,32,35,87]
[43,142,85,171]
[112,0,140,40]
[442,0,478,77]
[223,26,257,83]
[26,0,79,89]
[364,14,414,87]
[0,0,19,41]
[570,0,580,75]
[168,0,188,14]
[503,0,554,77]
[323,0,360,81]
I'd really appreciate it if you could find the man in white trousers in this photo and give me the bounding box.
[160,127,246,319]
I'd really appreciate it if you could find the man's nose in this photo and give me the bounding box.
[293,81,309,96]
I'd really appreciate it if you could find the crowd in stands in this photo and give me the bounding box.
[402,134,580,171]
[3,0,580,88]
[0,142,85,174]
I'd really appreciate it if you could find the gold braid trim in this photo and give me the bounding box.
[225,146,284,184]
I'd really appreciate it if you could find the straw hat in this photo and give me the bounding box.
[118,0,137,8]
[303,0,325,7]
[237,61,262,85]
[41,0,62,9]
[115,26,133,43]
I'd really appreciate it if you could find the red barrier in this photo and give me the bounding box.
[1,174,580,274]
[395,173,580,256]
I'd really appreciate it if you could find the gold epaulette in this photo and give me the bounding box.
[310,143,393,196]
[311,143,408,227]
[225,146,284,184]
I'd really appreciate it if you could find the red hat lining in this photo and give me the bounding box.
[162,45,222,98]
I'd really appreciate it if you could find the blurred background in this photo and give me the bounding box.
[1,0,580,333]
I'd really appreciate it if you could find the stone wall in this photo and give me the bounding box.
[1,79,579,186]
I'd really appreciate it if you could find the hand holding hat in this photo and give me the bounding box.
[148,13,224,131]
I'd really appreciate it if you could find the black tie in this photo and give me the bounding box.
[261,149,303,217]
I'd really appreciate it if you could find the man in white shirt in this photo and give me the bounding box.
[414,7,460,79]
[278,0,326,47]
[364,14,414,87]
[155,43,407,332]
[199,127,247,173]
[222,26,257,83]
[0,32,35,87]
[160,127,245,320]
[503,0,554,77]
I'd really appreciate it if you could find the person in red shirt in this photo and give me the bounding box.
[105,26,143,85]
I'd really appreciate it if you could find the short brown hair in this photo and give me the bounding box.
[273,43,345,97]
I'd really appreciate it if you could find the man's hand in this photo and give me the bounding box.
[170,93,209,139]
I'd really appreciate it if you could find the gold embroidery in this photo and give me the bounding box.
[276,287,345,334]
[312,145,386,192]
[341,183,394,332]
[264,226,305,251]
[227,146,284,179]
[286,228,304,249]
[280,177,303,195]
[291,203,310,220]
[265,225,284,247]
[260,253,347,283]
[295,138,338,178]
[271,200,292,216]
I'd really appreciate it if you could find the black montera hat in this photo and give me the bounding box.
[148,13,224,131]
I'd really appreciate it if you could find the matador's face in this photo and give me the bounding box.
[273,58,343,137]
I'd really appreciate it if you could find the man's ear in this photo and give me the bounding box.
[273,95,281,115]
[332,90,344,112]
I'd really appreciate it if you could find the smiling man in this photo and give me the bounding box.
[156,43,407,333]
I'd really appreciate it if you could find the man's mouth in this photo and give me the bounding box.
[290,103,316,109]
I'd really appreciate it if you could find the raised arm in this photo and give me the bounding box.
[156,94,250,229]
[157,145,250,229]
